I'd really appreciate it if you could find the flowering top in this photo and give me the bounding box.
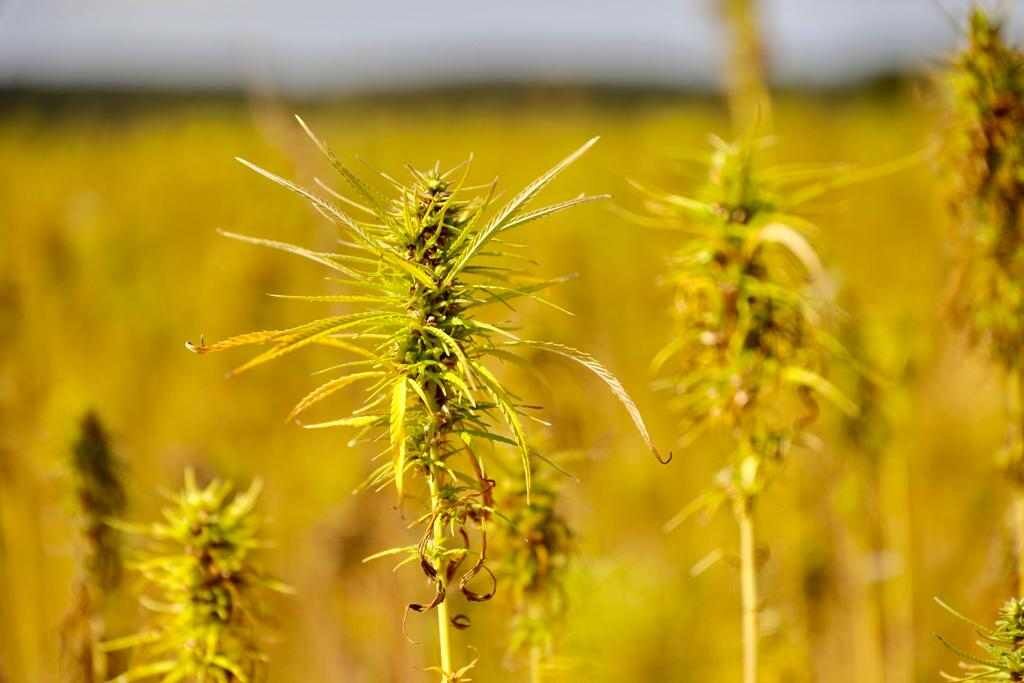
[948,9,1024,368]
[495,475,574,660]
[938,597,1024,681]
[187,118,659,639]
[642,137,856,498]
[104,471,286,683]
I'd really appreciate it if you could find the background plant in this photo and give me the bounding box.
[62,411,127,683]
[103,470,286,683]
[831,307,921,683]
[188,119,659,681]
[641,132,869,682]
[946,6,1024,597]
[493,456,575,683]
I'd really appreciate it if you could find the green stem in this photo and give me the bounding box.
[428,476,453,680]
[737,496,758,683]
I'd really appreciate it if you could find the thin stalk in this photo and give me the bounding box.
[722,0,771,132]
[737,496,758,683]
[1010,368,1024,597]
[880,442,916,682]
[529,644,543,683]
[428,475,453,679]
[1014,494,1024,598]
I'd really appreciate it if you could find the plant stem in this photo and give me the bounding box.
[737,496,758,683]
[1010,368,1024,597]
[880,438,916,682]
[529,644,543,683]
[722,0,770,132]
[428,475,453,679]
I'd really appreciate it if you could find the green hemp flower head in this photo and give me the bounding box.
[641,135,858,502]
[947,8,1024,369]
[104,470,287,683]
[187,118,660,679]
[937,597,1024,681]
[495,469,574,671]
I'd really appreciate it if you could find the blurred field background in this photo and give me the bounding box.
[3,2,1024,681]
[1,82,1013,682]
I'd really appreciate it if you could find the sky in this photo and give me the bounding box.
[0,0,1022,93]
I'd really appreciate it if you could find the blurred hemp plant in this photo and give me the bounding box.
[103,470,287,683]
[62,412,127,683]
[638,136,879,683]
[494,459,574,683]
[721,0,771,132]
[188,118,660,680]
[945,7,1024,595]
[936,597,1024,681]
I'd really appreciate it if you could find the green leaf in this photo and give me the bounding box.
[780,366,859,417]
[235,156,380,248]
[497,193,608,233]
[287,371,385,422]
[229,312,394,376]
[294,115,391,218]
[445,137,599,283]
[390,378,408,497]
[382,252,437,290]
[507,340,667,463]
[471,360,532,500]
[303,414,382,430]
[218,230,362,276]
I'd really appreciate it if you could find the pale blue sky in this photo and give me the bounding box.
[0,0,1021,92]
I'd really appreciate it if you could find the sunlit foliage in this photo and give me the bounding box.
[938,597,1024,681]
[947,8,1024,372]
[188,118,658,679]
[494,462,574,678]
[103,471,286,682]
[643,136,857,509]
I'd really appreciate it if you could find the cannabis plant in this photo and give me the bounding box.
[641,135,860,683]
[937,597,1024,681]
[945,7,1024,594]
[103,471,286,682]
[188,118,659,681]
[494,460,574,682]
[62,412,126,683]
[721,0,771,131]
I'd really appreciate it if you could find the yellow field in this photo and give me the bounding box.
[0,86,1009,682]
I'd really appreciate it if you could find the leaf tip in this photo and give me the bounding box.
[185,336,207,354]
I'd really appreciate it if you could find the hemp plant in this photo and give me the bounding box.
[937,597,1024,681]
[103,471,286,682]
[62,412,126,683]
[187,118,659,681]
[494,458,574,683]
[721,0,771,132]
[640,135,862,683]
[945,7,1024,595]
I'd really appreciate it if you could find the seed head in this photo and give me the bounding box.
[104,470,286,682]
[495,472,574,661]
[643,136,856,498]
[947,8,1024,368]
[937,596,1024,681]
[188,119,659,641]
